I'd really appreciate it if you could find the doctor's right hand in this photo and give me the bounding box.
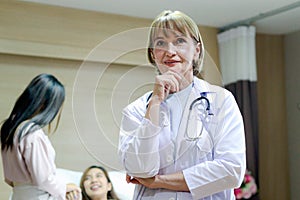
[152,71,182,102]
[145,71,182,125]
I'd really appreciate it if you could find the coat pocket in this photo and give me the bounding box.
[195,127,213,160]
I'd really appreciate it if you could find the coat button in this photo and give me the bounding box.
[167,155,173,162]
[160,112,169,127]
[163,118,169,126]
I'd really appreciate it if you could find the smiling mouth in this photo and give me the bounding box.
[164,60,180,66]
[90,185,101,191]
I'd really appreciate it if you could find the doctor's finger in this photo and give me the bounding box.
[163,75,180,93]
[164,70,183,81]
[155,75,176,91]
[126,174,132,183]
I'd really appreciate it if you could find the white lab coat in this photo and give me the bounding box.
[118,77,246,200]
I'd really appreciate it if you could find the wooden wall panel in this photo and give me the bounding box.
[256,34,290,200]
[0,1,219,67]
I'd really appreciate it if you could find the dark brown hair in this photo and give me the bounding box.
[0,73,65,151]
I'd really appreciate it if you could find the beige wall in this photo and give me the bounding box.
[0,1,292,200]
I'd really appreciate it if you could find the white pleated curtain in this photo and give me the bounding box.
[218,26,257,85]
[218,26,259,199]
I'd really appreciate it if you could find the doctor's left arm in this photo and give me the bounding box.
[183,92,246,199]
[118,97,162,178]
[132,171,190,192]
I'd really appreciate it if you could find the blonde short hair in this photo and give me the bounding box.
[147,10,205,75]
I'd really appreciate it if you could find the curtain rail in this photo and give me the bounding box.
[219,1,300,32]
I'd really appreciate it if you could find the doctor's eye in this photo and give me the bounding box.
[175,37,187,45]
[154,40,166,48]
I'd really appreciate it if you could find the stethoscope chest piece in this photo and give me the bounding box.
[185,94,214,141]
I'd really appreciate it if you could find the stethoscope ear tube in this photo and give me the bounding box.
[185,95,214,141]
[189,96,213,115]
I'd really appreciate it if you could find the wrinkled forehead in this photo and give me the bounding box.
[152,27,187,40]
[151,18,191,40]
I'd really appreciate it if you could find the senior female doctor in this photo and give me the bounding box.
[118,10,246,200]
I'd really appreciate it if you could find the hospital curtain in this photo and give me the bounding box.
[217,26,259,199]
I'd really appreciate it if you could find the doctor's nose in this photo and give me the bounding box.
[165,43,177,56]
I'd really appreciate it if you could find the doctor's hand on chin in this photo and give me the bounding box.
[146,70,190,126]
[152,70,183,102]
[126,173,189,192]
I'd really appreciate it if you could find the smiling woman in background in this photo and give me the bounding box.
[0,73,81,200]
[76,165,119,200]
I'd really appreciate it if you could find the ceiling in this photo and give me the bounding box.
[23,0,300,35]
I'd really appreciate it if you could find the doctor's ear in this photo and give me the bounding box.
[194,42,201,60]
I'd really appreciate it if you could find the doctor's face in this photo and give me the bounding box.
[83,168,112,199]
[152,29,200,79]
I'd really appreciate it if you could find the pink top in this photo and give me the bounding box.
[1,123,66,200]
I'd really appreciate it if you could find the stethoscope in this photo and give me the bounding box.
[146,91,214,141]
[185,92,214,141]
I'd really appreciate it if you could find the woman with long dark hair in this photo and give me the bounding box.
[1,73,81,200]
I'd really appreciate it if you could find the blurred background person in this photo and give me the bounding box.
[1,73,81,200]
